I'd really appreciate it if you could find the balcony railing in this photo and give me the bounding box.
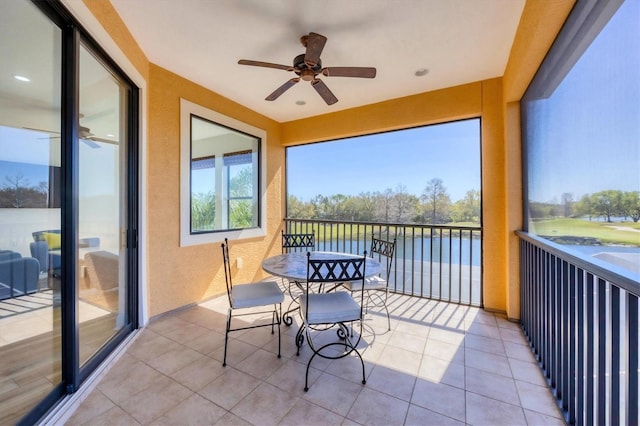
[518,231,639,425]
[284,218,483,306]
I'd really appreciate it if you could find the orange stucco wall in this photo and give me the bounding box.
[84,0,574,319]
[146,65,285,316]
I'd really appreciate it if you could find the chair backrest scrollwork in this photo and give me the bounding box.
[282,230,315,253]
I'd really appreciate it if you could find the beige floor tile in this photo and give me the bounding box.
[97,357,165,405]
[424,338,465,365]
[147,315,193,335]
[147,344,204,375]
[465,367,520,405]
[84,405,141,426]
[466,392,527,426]
[118,375,193,424]
[235,325,281,347]
[231,381,299,425]
[65,389,115,425]
[504,340,537,362]
[465,321,502,339]
[347,387,409,426]
[198,368,261,410]
[302,372,364,416]
[495,315,522,331]
[324,352,372,385]
[418,355,465,389]
[213,411,252,425]
[168,354,226,391]
[431,313,466,329]
[162,321,211,345]
[523,408,566,425]
[127,330,184,362]
[405,404,464,426]
[152,393,227,425]
[209,338,259,366]
[266,358,322,393]
[182,329,227,355]
[366,364,417,401]
[411,378,466,421]
[467,310,498,326]
[278,398,344,425]
[63,294,562,426]
[499,327,529,345]
[465,347,512,377]
[464,333,506,356]
[387,330,427,353]
[376,345,423,376]
[235,347,284,380]
[427,326,465,345]
[515,380,563,419]
[508,357,547,386]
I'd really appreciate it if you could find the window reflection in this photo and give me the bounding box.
[190,116,260,233]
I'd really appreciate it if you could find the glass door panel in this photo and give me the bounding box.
[77,45,128,365]
[0,1,62,423]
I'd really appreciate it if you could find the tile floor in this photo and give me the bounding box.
[66,292,564,425]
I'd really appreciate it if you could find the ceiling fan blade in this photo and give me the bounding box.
[265,78,300,101]
[81,138,101,149]
[322,67,377,78]
[23,126,60,134]
[90,137,119,145]
[304,32,327,67]
[238,59,292,71]
[311,79,338,105]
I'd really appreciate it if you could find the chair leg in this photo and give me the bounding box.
[222,308,232,367]
[276,303,282,358]
[295,323,305,356]
[384,288,391,331]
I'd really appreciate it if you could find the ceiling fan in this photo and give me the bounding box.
[26,124,117,148]
[238,32,376,105]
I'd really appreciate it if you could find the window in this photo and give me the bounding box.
[180,99,266,246]
[522,0,639,275]
[286,119,481,225]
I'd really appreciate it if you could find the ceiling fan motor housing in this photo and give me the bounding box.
[293,53,322,80]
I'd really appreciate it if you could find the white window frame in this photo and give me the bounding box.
[180,98,266,246]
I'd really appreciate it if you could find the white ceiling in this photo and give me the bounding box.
[109,0,526,123]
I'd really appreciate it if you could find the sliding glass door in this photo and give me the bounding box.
[78,44,130,366]
[0,1,138,423]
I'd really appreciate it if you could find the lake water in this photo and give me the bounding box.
[317,236,482,267]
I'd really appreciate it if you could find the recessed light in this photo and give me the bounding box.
[295,100,306,106]
[13,75,31,82]
[106,133,115,138]
[414,68,429,77]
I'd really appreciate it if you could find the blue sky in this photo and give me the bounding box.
[287,119,481,202]
[526,0,639,202]
[288,1,639,205]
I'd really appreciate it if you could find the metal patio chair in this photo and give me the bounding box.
[280,230,315,326]
[221,238,284,367]
[342,237,396,330]
[296,251,367,391]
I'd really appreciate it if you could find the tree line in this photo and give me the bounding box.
[0,174,48,208]
[530,190,640,222]
[288,178,481,224]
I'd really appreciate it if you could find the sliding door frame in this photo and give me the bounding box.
[18,1,139,423]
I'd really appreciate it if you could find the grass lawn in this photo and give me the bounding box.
[530,218,640,247]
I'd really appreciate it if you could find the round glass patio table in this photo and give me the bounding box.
[262,251,381,282]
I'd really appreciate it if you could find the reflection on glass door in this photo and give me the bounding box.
[0,1,62,423]
[77,45,128,365]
